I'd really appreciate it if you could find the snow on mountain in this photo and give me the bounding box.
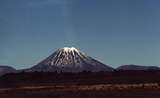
[28,47,114,72]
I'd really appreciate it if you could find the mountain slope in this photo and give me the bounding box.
[28,47,114,72]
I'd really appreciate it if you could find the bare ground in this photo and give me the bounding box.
[0,83,160,98]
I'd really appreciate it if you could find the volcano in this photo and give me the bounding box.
[28,47,114,72]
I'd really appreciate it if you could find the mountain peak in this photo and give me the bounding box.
[48,47,84,66]
[60,47,80,54]
[62,47,78,51]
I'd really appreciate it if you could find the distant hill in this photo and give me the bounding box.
[0,65,16,76]
[117,64,160,71]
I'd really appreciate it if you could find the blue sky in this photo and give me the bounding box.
[0,0,160,69]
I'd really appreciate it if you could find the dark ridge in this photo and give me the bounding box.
[1,70,160,88]
[117,64,160,71]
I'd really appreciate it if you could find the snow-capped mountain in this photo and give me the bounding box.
[28,47,114,72]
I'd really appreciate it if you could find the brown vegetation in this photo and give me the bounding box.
[1,71,160,98]
[1,83,160,98]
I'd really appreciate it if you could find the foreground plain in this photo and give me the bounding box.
[0,71,160,98]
